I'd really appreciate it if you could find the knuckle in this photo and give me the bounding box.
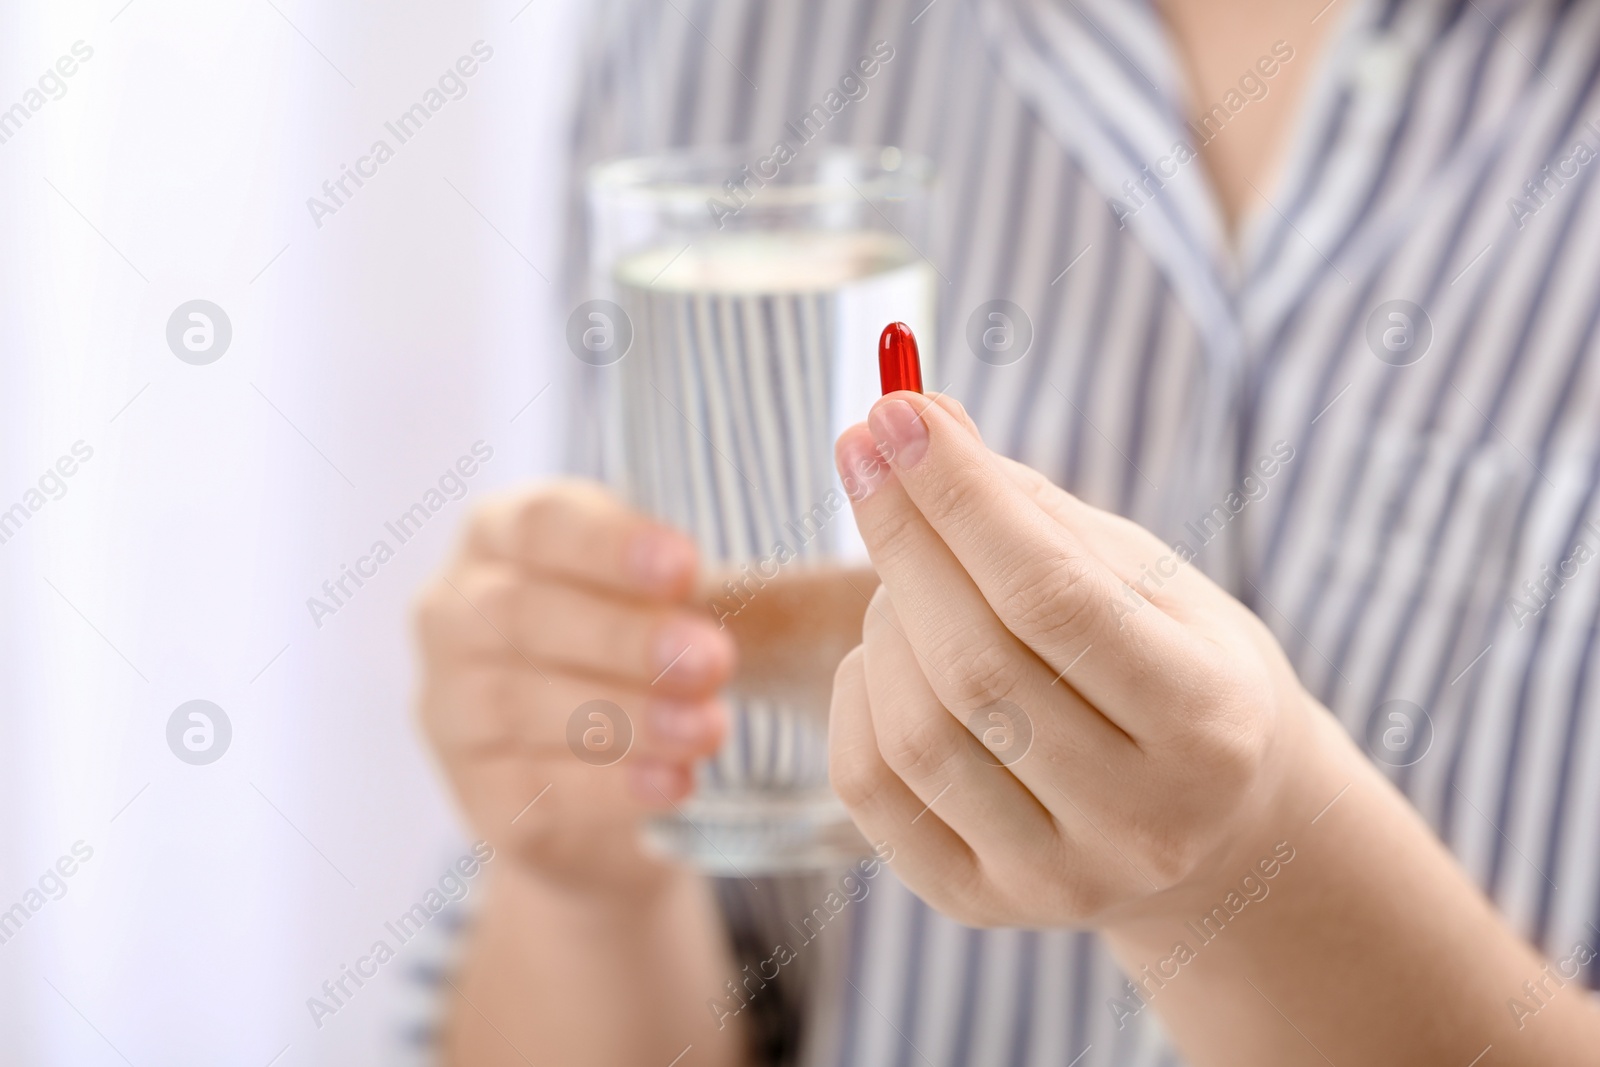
[939,864,1010,928]
[919,455,992,536]
[995,557,1058,628]
[478,574,522,623]
[421,668,518,751]
[512,490,575,551]
[867,499,931,568]
[889,849,980,922]
[1174,662,1271,789]
[999,551,1103,646]
[463,480,612,563]
[451,573,518,637]
[828,649,878,809]
[829,748,883,810]
[1198,713,1267,800]
[878,714,963,782]
[1026,861,1099,924]
[1060,870,1119,922]
[940,638,1022,712]
[832,644,866,697]
[462,495,502,540]
[413,579,466,649]
[1130,823,1205,887]
[473,668,520,719]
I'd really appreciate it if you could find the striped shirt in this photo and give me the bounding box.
[412,0,1600,1062]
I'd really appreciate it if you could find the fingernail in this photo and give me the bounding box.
[836,431,894,501]
[627,529,694,593]
[652,620,731,685]
[869,399,929,470]
[646,700,714,744]
[627,760,689,805]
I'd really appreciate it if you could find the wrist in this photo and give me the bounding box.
[486,845,699,924]
[1102,690,1361,951]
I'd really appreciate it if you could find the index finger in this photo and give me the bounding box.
[464,480,698,601]
[860,394,1199,709]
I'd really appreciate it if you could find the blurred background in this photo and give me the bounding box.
[0,1,584,1061]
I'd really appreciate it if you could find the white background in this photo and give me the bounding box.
[0,0,583,1062]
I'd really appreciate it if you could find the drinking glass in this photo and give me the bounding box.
[586,145,936,873]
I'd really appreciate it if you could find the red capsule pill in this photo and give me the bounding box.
[879,322,923,395]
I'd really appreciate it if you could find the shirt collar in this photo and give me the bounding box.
[974,0,1242,358]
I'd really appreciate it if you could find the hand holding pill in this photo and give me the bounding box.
[828,390,1347,931]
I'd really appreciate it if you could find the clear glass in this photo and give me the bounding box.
[586,145,937,873]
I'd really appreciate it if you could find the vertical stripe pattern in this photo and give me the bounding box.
[406,0,1600,1063]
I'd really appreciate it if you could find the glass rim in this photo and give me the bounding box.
[587,144,935,208]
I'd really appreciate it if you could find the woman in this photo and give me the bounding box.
[414,0,1600,1062]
